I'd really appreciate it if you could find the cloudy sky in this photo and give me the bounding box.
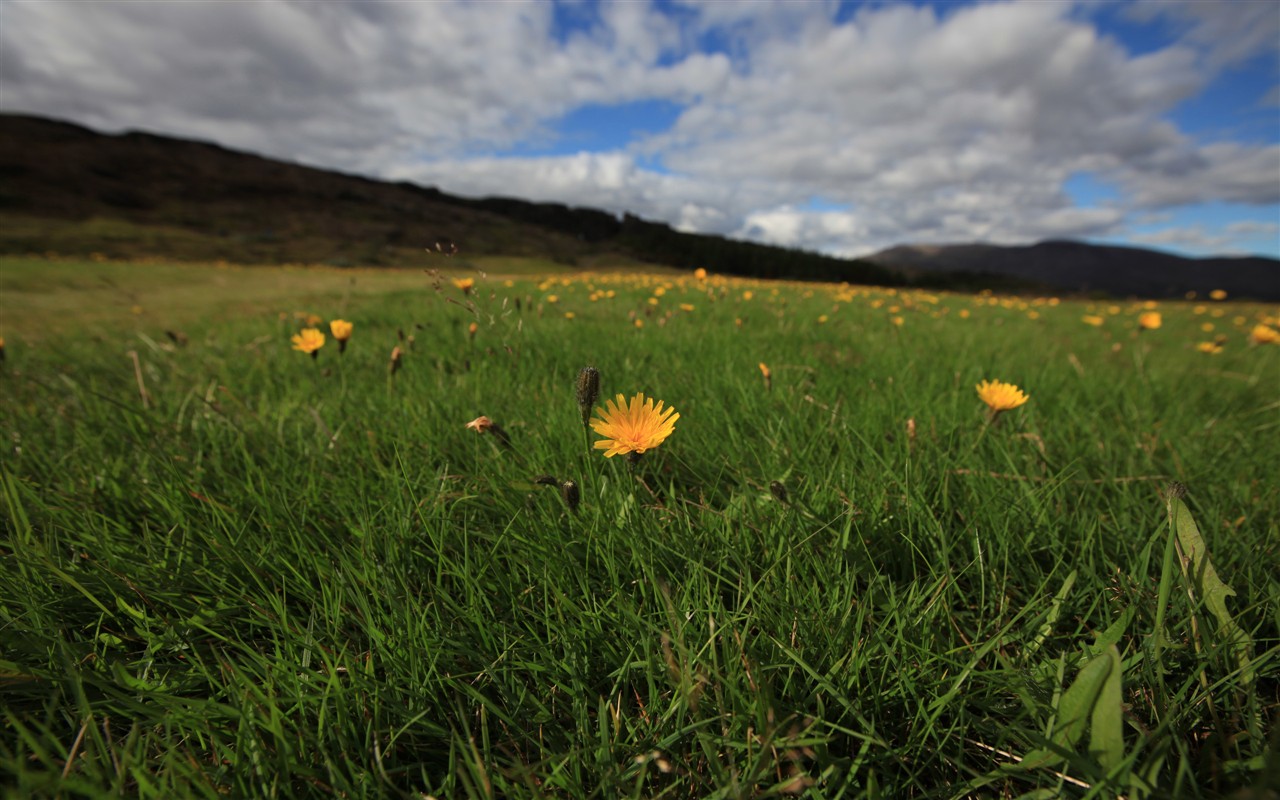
[2,0,1277,259]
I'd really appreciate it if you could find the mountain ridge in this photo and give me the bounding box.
[2,112,1276,298]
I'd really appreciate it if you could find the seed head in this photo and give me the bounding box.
[561,480,580,513]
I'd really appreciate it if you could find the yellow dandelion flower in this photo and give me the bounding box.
[634,319,644,329]
[959,309,970,319]
[694,268,708,280]
[329,319,353,341]
[1249,324,1280,345]
[679,303,695,312]
[1082,315,1104,326]
[591,393,679,458]
[329,319,353,353]
[1196,341,1223,354]
[547,294,559,303]
[891,316,904,326]
[564,311,576,320]
[1209,289,1227,301]
[291,328,325,357]
[1138,312,1162,330]
[453,278,475,294]
[976,379,1029,412]
[818,315,829,324]
[742,291,753,301]
[1200,322,1214,333]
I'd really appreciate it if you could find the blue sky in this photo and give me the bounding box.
[2,0,1277,260]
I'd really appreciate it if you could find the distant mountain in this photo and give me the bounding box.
[0,113,894,285]
[865,241,1280,301]
[2,112,1275,298]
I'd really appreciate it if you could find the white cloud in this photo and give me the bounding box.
[1,0,1276,258]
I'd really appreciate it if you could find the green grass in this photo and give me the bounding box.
[2,257,1277,798]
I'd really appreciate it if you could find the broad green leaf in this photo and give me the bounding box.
[1089,643,1124,773]
[1017,648,1112,769]
[1169,493,1254,685]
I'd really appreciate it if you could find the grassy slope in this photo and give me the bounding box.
[1,257,1277,798]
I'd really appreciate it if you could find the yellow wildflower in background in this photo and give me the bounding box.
[1209,289,1228,301]
[1082,315,1104,326]
[591,393,679,459]
[976,380,1029,412]
[1138,312,1162,330]
[1250,324,1280,345]
[330,319,353,353]
[694,268,708,280]
[291,328,325,358]
[453,278,475,295]
[1196,342,1223,354]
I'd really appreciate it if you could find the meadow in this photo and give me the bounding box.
[1,256,1277,799]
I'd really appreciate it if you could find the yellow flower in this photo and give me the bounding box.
[694,268,708,280]
[329,319,353,341]
[1196,341,1223,354]
[742,291,753,301]
[1250,324,1280,345]
[564,311,576,320]
[453,278,475,294]
[891,316,904,326]
[1082,315,1104,326]
[591,393,679,458]
[679,303,695,312]
[291,328,325,356]
[975,379,1029,412]
[306,314,324,327]
[1209,289,1227,301]
[1138,312,1162,330]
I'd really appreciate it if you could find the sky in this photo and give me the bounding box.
[1,0,1278,260]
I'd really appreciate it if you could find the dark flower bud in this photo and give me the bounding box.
[576,366,601,427]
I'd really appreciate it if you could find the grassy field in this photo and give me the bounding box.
[1,256,1277,798]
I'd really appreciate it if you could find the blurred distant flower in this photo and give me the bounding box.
[453,278,475,295]
[0,336,5,362]
[306,314,323,327]
[694,268,708,280]
[1250,324,1280,345]
[634,319,644,329]
[468,321,478,341]
[329,319,353,353]
[891,316,904,326]
[291,328,325,358]
[758,362,772,392]
[742,291,753,301]
[564,312,576,320]
[976,379,1029,413]
[1196,341,1223,354]
[1138,312,1162,330]
[1082,315,1104,326]
[591,392,679,459]
[1209,289,1228,301]
[679,303,695,312]
[389,345,403,374]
